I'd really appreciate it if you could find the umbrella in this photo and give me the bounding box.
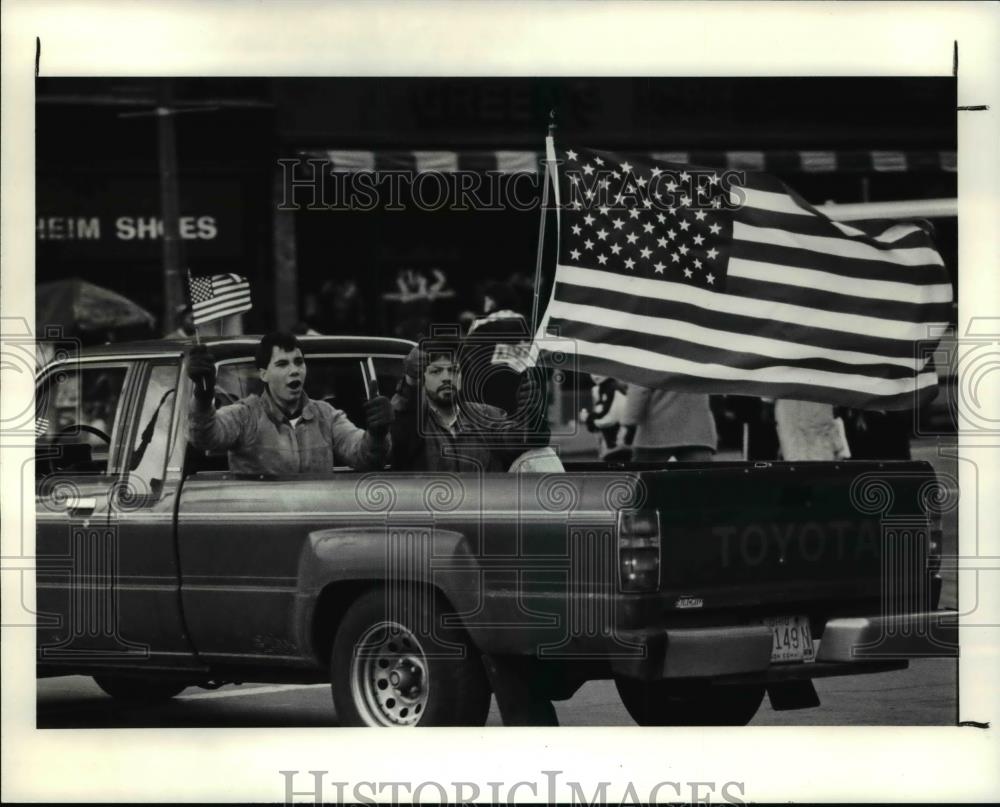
[36,278,156,333]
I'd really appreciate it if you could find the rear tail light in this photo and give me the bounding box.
[617,509,661,592]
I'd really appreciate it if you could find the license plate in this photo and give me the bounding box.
[761,615,815,663]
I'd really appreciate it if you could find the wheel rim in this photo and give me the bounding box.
[349,620,430,726]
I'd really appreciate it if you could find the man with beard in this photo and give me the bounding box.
[390,341,537,473]
[186,332,392,474]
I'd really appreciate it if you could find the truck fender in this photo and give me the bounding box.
[292,526,483,663]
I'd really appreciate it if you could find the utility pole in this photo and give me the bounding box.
[47,85,275,333]
[157,81,184,334]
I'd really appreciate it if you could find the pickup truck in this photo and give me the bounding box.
[35,335,957,726]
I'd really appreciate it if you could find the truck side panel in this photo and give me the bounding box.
[176,463,940,666]
[175,472,630,663]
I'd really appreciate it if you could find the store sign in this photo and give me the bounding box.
[36,177,242,259]
[37,215,219,242]
[278,80,612,142]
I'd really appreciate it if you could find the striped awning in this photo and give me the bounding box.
[298,149,956,175]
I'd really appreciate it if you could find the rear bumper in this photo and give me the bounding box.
[816,611,958,661]
[612,610,958,681]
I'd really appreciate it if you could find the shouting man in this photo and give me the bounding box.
[187,331,392,475]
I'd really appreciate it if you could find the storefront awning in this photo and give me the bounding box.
[297,149,956,174]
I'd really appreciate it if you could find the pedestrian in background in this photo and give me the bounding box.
[619,384,717,463]
[166,303,196,339]
[580,375,631,461]
[774,399,851,461]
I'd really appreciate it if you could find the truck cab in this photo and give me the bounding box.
[34,336,411,671]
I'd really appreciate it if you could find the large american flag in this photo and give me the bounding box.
[187,272,252,326]
[535,140,953,410]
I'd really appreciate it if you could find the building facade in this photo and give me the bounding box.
[36,77,957,340]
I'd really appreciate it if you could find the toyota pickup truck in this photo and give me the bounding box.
[34,336,957,726]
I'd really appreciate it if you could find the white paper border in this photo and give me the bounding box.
[3,1,998,802]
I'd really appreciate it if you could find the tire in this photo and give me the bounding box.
[330,587,490,726]
[614,677,765,726]
[93,675,188,703]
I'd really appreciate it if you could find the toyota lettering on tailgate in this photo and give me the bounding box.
[714,520,881,567]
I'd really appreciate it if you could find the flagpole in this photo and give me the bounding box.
[185,268,212,399]
[530,110,556,336]
[185,268,201,346]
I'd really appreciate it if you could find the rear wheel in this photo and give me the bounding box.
[93,675,188,703]
[330,587,490,726]
[615,677,765,726]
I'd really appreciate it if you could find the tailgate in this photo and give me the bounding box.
[636,460,938,614]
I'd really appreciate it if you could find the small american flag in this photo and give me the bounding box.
[187,272,252,327]
[35,417,50,438]
[535,140,953,410]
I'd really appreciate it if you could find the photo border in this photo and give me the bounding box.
[3,1,998,802]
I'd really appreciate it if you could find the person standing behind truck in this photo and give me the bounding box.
[186,331,393,475]
[580,375,632,461]
[774,398,850,461]
[619,384,717,463]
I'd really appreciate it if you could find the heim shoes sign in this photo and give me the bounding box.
[35,176,243,259]
[37,214,218,242]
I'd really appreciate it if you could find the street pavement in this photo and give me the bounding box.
[37,657,956,728]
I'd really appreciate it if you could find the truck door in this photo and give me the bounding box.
[108,358,199,664]
[36,356,198,669]
[35,359,141,663]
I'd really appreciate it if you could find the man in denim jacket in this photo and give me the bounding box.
[187,332,391,475]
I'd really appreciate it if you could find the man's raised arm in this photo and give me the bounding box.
[186,345,249,451]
